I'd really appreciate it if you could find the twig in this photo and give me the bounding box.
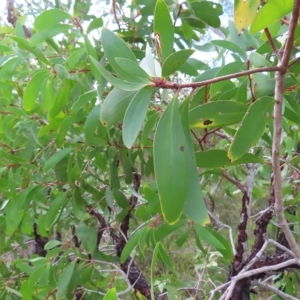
[221,170,246,193]
[272,0,300,258]
[152,66,283,89]
[256,280,298,300]
[264,28,278,54]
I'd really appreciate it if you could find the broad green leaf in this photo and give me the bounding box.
[194,224,225,250]
[123,86,153,148]
[234,0,260,33]
[211,40,245,58]
[89,56,147,91]
[121,228,145,263]
[180,98,208,224]
[189,101,248,129]
[41,76,55,111]
[54,64,70,79]
[23,70,50,111]
[84,104,101,145]
[154,0,174,62]
[154,97,190,224]
[30,24,73,46]
[44,194,66,230]
[250,0,293,33]
[101,28,137,78]
[191,1,223,28]
[56,261,76,299]
[87,17,103,33]
[11,37,49,64]
[66,48,86,69]
[43,148,73,172]
[228,97,274,161]
[115,58,151,83]
[34,8,71,30]
[44,240,62,250]
[195,150,265,168]
[71,90,97,112]
[103,288,117,300]
[100,88,135,126]
[162,49,194,77]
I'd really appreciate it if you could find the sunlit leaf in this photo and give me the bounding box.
[34,8,71,30]
[234,0,260,34]
[250,0,293,33]
[103,288,117,300]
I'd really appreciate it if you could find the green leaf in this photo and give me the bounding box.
[189,101,248,129]
[180,98,208,224]
[71,90,97,113]
[154,0,174,62]
[54,64,70,79]
[44,194,66,230]
[11,36,49,65]
[115,58,151,83]
[191,1,223,28]
[100,88,135,126]
[103,288,117,300]
[154,97,190,224]
[123,86,153,148]
[101,28,137,78]
[34,8,71,30]
[228,97,274,162]
[162,49,194,77]
[234,0,260,33]
[211,40,245,58]
[23,70,50,111]
[84,104,101,145]
[44,240,62,250]
[89,56,148,91]
[56,261,76,299]
[194,224,225,250]
[151,242,160,299]
[250,0,293,33]
[87,17,103,33]
[30,24,73,46]
[43,148,73,172]
[196,150,265,168]
[121,228,145,263]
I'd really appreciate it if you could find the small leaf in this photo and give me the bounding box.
[44,240,62,250]
[30,24,73,46]
[87,17,103,33]
[115,58,151,83]
[121,228,145,263]
[43,148,73,172]
[103,288,117,300]
[191,1,223,28]
[154,0,174,62]
[89,56,147,91]
[44,194,66,230]
[101,28,137,78]
[154,97,190,224]
[151,242,160,299]
[34,8,71,30]
[71,90,97,112]
[56,261,76,299]
[162,49,194,77]
[194,224,225,250]
[234,0,260,33]
[100,88,135,126]
[84,104,101,145]
[54,64,70,79]
[189,101,248,129]
[250,0,293,33]
[228,97,274,161]
[123,86,153,148]
[23,70,50,111]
